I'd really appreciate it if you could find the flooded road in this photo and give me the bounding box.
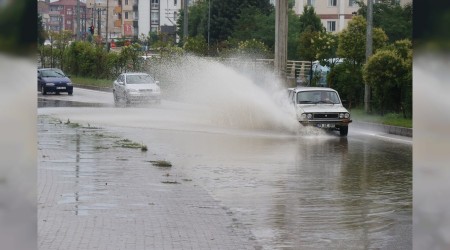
[38,87,411,249]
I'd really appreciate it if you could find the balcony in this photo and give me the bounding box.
[114,6,122,13]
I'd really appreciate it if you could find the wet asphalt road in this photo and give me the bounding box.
[38,88,412,249]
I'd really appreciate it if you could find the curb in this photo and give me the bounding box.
[351,121,412,137]
[73,84,112,92]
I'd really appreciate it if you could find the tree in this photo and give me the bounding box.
[357,0,412,43]
[177,0,272,50]
[183,35,208,56]
[38,14,46,46]
[363,39,412,117]
[231,6,275,52]
[298,6,324,33]
[337,15,388,66]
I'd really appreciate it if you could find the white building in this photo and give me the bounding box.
[137,0,183,41]
[293,0,412,33]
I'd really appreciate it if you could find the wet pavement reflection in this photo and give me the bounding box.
[38,98,412,249]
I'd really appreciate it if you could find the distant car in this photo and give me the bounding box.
[37,68,73,95]
[288,87,352,136]
[113,72,161,106]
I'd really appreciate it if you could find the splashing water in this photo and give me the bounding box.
[148,55,302,134]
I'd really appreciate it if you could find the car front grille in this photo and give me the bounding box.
[313,113,339,119]
[139,89,153,92]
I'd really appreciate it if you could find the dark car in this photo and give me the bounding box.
[37,68,73,95]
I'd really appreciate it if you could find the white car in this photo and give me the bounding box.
[113,72,161,106]
[288,87,352,136]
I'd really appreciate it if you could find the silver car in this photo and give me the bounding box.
[288,87,352,136]
[113,72,161,106]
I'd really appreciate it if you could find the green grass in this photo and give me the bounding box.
[148,160,172,168]
[350,108,412,128]
[70,76,112,89]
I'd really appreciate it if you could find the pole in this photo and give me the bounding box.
[275,0,288,82]
[183,0,188,40]
[97,8,101,36]
[106,0,109,51]
[76,0,80,40]
[207,0,210,49]
[365,0,373,113]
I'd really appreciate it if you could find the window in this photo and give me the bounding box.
[328,0,337,6]
[174,0,177,5]
[349,0,356,6]
[125,12,128,19]
[125,0,128,5]
[327,21,336,32]
[67,20,71,24]
[174,11,177,20]
[151,0,159,3]
[151,11,159,24]
[307,0,315,6]
[67,9,72,15]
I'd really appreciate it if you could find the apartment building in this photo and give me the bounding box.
[293,0,412,33]
[136,0,184,42]
[38,0,90,37]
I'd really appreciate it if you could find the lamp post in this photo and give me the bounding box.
[207,0,210,50]
[365,0,373,113]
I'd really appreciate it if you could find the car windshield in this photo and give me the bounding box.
[41,69,65,77]
[297,90,340,104]
[126,74,154,84]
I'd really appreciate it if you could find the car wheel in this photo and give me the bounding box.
[68,90,73,95]
[340,126,348,136]
[41,86,47,95]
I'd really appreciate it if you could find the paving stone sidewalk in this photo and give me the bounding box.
[37,115,260,250]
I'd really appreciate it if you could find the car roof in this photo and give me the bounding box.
[292,86,337,92]
[122,72,150,75]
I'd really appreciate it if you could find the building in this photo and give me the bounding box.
[38,0,90,38]
[136,0,184,42]
[293,0,412,33]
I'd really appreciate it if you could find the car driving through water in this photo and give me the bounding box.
[113,72,161,106]
[288,87,352,136]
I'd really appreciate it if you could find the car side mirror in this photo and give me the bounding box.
[341,100,349,108]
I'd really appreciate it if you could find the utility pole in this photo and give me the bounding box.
[365,0,373,113]
[106,0,109,51]
[183,0,189,40]
[275,0,288,83]
[97,8,101,36]
[76,0,80,40]
[207,0,210,49]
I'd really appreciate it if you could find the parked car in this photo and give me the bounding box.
[37,68,73,95]
[113,72,161,106]
[288,87,352,136]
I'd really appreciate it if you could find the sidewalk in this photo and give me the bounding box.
[37,115,260,250]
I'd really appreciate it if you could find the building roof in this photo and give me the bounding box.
[49,0,86,7]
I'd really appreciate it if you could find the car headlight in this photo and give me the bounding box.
[344,113,350,119]
[301,113,306,119]
[339,113,344,119]
[306,113,312,119]
[67,82,72,86]
[46,83,55,86]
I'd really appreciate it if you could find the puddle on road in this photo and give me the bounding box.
[38,98,110,108]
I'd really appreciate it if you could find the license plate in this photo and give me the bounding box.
[317,124,335,128]
[56,87,66,89]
